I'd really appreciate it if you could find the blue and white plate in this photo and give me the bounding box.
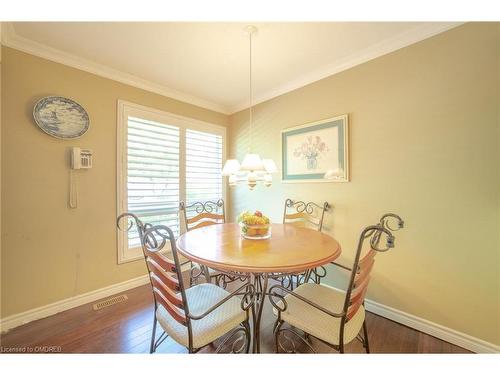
[33,96,90,139]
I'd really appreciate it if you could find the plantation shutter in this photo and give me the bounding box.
[185,129,223,205]
[127,116,180,248]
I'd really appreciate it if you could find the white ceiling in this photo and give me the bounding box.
[4,22,460,114]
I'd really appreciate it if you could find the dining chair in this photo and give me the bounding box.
[179,199,241,288]
[278,198,330,288]
[117,213,254,354]
[269,213,404,353]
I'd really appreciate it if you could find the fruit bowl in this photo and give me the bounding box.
[239,222,272,240]
[237,210,271,240]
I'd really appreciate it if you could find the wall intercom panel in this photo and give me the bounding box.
[71,147,93,169]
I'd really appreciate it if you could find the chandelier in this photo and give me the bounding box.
[222,26,278,190]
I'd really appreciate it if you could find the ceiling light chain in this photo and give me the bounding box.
[222,25,278,190]
[249,26,253,151]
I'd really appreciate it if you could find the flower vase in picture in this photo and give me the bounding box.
[294,136,327,171]
[307,154,318,169]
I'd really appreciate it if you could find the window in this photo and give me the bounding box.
[117,101,226,263]
[126,117,180,249]
[185,129,223,205]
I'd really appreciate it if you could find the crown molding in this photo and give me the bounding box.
[2,22,463,115]
[1,22,231,115]
[228,22,464,113]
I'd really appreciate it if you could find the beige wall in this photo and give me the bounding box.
[1,23,499,347]
[228,23,500,345]
[1,25,3,320]
[0,47,228,318]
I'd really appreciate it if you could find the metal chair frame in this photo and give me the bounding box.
[269,213,404,353]
[179,200,245,287]
[179,199,226,232]
[117,213,254,354]
[276,198,330,288]
[179,199,223,284]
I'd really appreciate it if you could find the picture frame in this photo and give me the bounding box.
[281,114,349,183]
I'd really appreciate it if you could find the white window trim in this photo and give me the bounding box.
[116,100,227,264]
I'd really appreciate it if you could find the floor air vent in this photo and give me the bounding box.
[93,294,128,311]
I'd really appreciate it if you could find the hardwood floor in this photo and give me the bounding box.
[0,284,470,354]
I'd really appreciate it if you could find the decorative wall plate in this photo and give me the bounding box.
[33,96,90,139]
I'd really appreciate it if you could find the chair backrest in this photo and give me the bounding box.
[179,199,225,232]
[117,213,190,326]
[343,213,404,321]
[282,198,329,231]
[141,224,190,326]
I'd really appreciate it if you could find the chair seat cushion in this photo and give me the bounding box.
[156,283,246,349]
[274,283,365,346]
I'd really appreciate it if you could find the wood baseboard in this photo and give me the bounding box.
[0,275,150,333]
[364,298,499,353]
[1,276,498,353]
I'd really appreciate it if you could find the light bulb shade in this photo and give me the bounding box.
[262,159,278,173]
[247,171,257,190]
[222,159,241,176]
[228,174,238,186]
[324,167,344,180]
[264,173,272,187]
[240,153,265,171]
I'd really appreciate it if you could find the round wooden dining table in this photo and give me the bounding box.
[176,222,342,353]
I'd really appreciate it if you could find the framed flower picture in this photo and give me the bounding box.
[281,114,349,183]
